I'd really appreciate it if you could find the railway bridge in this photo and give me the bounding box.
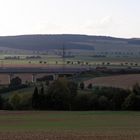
[0,67,89,84]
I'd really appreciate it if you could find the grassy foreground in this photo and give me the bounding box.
[0,111,139,131]
[0,111,139,139]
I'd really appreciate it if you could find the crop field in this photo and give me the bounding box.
[0,55,140,68]
[84,74,140,89]
[0,111,139,139]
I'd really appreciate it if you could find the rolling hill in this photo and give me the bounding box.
[0,34,140,56]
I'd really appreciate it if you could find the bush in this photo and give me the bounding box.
[10,93,21,110]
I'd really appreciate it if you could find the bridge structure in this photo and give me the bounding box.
[0,67,90,84]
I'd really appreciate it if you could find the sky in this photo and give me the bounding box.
[0,0,140,38]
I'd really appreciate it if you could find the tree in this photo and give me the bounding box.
[98,96,110,110]
[122,93,140,110]
[74,93,91,111]
[79,82,85,90]
[68,81,78,110]
[45,80,50,86]
[19,94,32,110]
[10,77,22,87]
[0,95,4,110]
[10,93,21,110]
[39,85,46,110]
[32,87,39,109]
[68,81,78,98]
[46,78,71,110]
[87,83,93,89]
[133,83,140,95]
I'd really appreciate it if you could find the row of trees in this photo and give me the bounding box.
[0,78,140,110]
[32,78,140,111]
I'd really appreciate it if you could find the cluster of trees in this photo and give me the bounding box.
[31,78,140,111]
[0,77,28,94]
[0,78,140,110]
[32,79,78,110]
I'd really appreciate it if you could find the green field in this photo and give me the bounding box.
[0,111,139,131]
[0,111,139,139]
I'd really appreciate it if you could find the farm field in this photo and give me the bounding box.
[0,55,140,68]
[84,74,140,89]
[0,111,139,139]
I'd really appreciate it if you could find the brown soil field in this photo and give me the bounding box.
[0,131,139,140]
[84,74,140,89]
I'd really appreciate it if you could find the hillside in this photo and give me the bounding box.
[0,34,139,51]
[0,34,140,57]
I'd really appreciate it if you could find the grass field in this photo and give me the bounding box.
[0,111,139,139]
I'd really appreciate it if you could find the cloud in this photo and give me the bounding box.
[82,15,113,30]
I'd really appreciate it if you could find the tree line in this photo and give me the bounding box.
[0,78,140,110]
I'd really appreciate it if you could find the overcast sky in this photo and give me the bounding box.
[0,0,140,38]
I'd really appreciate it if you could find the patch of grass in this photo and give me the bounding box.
[1,87,34,98]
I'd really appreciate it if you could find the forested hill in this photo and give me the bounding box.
[0,34,139,51]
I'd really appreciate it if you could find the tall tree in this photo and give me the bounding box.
[39,85,46,110]
[46,78,71,110]
[68,81,78,110]
[32,87,39,109]
[79,82,85,90]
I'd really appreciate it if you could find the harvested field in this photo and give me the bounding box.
[0,131,139,140]
[84,74,140,89]
[0,111,139,140]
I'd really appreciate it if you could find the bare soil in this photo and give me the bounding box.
[0,131,139,140]
[84,74,140,89]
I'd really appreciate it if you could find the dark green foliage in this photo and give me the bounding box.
[19,94,32,110]
[0,84,28,94]
[0,95,4,110]
[10,93,21,110]
[46,78,71,110]
[10,77,22,88]
[79,82,85,90]
[98,96,110,110]
[3,99,13,110]
[32,87,39,109]
[133,83,140,95]
[87,83,93,89]
[1,78,140,111]
[68,81,78,110]
[74,93,91,110]
[122,93,140,110]
[39,85,46,110]
[45,80,50,86]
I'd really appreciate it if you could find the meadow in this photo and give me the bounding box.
[0,111,139,139]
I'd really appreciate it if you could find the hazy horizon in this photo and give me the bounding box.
[0,0,140,38]
[0,33,138,39]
